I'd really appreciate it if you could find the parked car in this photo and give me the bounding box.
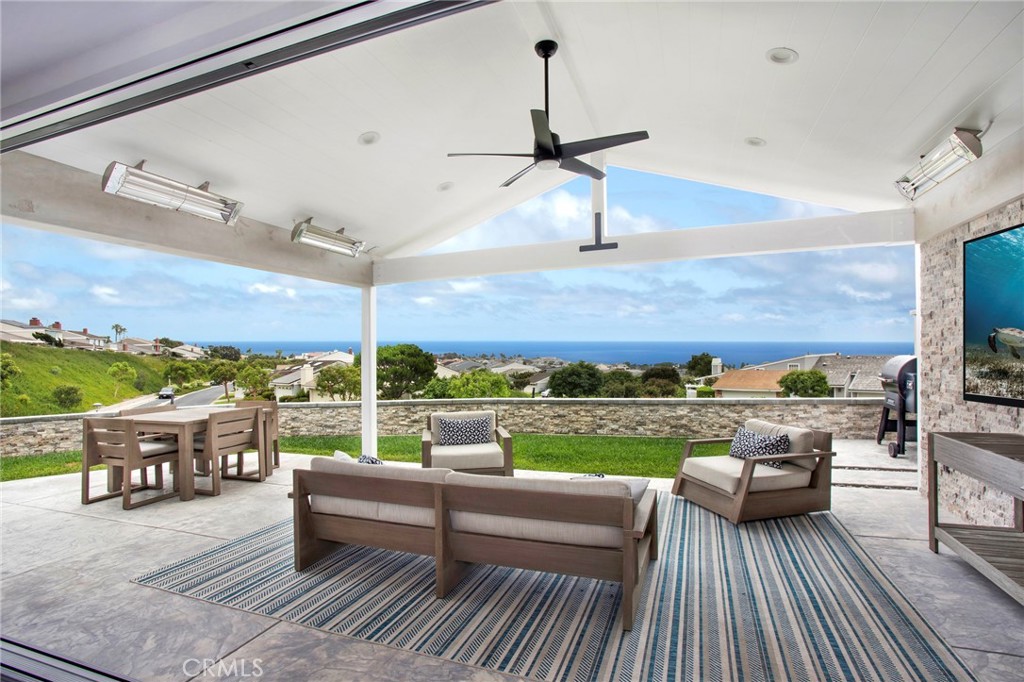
[157,387,175,400]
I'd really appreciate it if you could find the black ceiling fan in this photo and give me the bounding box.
[448,40,650,187]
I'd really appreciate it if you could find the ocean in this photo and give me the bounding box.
[197,340,914,368]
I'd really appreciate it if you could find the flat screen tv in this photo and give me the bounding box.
[963,222,1024,408]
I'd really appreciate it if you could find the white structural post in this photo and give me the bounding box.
[591,151,607,235]
[360,285,378,457]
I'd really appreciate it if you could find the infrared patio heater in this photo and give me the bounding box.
[876,355,918,458]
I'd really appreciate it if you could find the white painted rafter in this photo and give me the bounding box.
[373,209,915,285]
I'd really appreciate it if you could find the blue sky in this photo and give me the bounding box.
[0,168,915,344]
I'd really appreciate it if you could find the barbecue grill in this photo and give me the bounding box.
[876,355,917,457]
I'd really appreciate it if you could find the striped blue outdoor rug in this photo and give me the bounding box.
[133,493,973,681]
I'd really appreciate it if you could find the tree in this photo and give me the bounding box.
[111,323,127,342]
[601,369,641,398]
[685,352,714,377]
[641,365,681,385]
[547,362,603,397]
[421,377,453,399]
[236,365,272,399]
[778,369,830,397]
[157,337,183,348]
[640,378,679,397]
[371,344,436,399]
[32,331,63,347]
[207,359,238,399]
[316,364,361,401]
[107,361,137,399]
[1,353,22,388]
[207,345,242,361]
[507,371,534,391]
[163,361,194,387]
[449,370,512,398]
[52,384,83,411]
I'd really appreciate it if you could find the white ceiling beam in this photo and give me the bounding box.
[1,151,372,286]
[373,209,915,285]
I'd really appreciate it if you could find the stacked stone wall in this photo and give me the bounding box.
[919,198,1023,527]
[1,398,882,457]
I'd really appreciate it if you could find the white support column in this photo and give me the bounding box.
[591,151,607,235]
[360,285,378,458]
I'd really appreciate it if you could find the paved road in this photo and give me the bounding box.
[132,385,227,410]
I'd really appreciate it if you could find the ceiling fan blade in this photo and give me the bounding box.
[559,130,650,159]
[447,152,535,158]
[559,156,606,181]
[500,163,537,187]
[531,109,555,155]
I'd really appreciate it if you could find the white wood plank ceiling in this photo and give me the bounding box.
[4,1,1022,261]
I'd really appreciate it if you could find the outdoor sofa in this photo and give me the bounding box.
[293,456,658,630]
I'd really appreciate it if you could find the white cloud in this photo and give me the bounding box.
[837,283,892,302]
[449,280,486,293]
[2,285,56,310]
[86,242,151,261]
[721,312,746,322]
[413,296,438,306]
[90,285,121,304]
[829,261,902,284]
[616,303,657,317]
[248,283,297,299]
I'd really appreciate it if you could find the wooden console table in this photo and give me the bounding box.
[928,432,1024,605]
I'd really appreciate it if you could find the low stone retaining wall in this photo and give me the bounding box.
[1,398,882,457]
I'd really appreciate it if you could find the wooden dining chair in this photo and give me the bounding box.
[192,407,264,496]
[235,400,280,474]
[81,417,179,509]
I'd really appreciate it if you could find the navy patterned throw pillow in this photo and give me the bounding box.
[357,454,384,465]
[437,416,492,446]
[728,427,788,469]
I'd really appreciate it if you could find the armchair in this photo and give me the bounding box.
[672,419,835,524]
[422,410,513,476]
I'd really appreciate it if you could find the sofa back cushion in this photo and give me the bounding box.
[309,457,450,527]
[744,419,818,470]
[430,410,496,444]
[441,472,650,549]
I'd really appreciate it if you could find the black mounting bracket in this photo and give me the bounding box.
[579,212,618,252]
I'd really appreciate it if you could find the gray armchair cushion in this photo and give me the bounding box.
[682,456,812,494]
[744,419,819,470]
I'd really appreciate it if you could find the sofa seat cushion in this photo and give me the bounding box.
[682,456,812,495]
[443,472,649,549]
[139,440,177,457]
[309,457,451,527]
[744,419,820,471]
[429,442,504,470]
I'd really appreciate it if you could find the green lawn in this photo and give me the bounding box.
[0,434,730,483]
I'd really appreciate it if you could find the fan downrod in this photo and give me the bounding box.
[534,40,558,59]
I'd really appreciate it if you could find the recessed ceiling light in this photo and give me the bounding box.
[765,47,799,65]
[436,181,454,192]
[745,137,767,147]
[357,131,381,146]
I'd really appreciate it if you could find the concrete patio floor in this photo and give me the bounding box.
[1,442,1021,681]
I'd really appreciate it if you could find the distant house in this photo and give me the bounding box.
[446,359,483,374]
[0,319,46,345]
[62,327,108,351]
[712,369,789,398]
[168,343,207,360]
[812,355,888,398]
[271,350,355,400]
[120,337,163,355]
[434,363,460,379]
[491,362,539,376]
[525,370,554,397]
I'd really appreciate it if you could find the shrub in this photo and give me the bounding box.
[52,384,83,411]
[779,369,830,397]
[548,362,603,397]
[695,385,715,398]
[49,366,61,375]
[641,365,681,385]
[640,378,678,397]
[421,377,453,399]
[448,370,511,398]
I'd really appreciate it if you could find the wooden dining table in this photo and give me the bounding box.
[131,406,268,501]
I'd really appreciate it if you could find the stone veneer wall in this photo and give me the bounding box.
[919,197,1023,527]
[0,398,881,457]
